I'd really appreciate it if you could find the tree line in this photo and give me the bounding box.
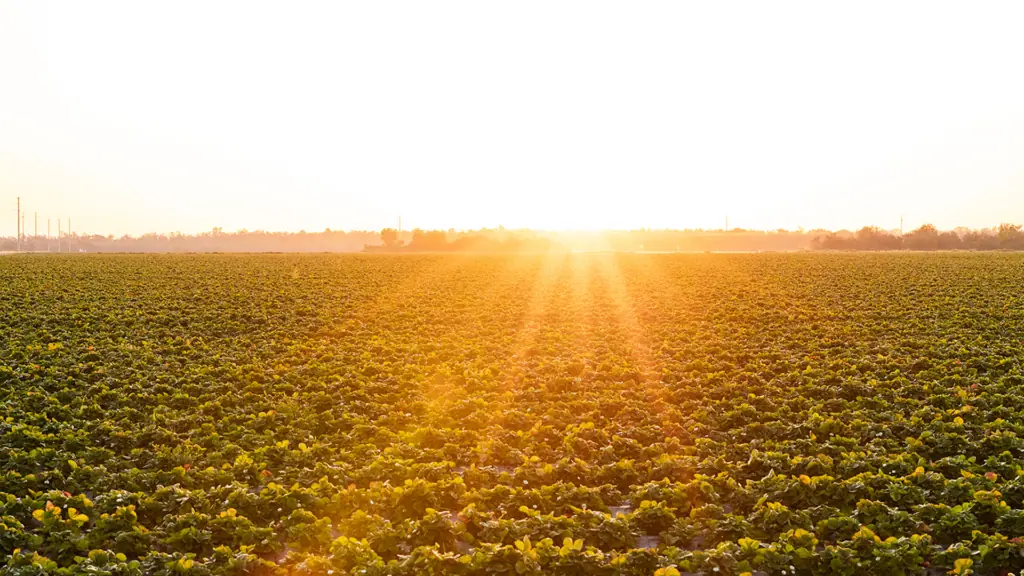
[0,228,380,253]
[812,223,1024,251]
[374,224,1024,253]
[369,228,555,252]
[2,223,1022,253]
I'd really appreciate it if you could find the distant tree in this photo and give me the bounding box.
[997,223,1023,249]
[410,229,449,250]
[963,229,997,250]
[380,228,401,248]
[813,232,852,250]
[904,224,940,250]
[937,231,963,250]
[855,226,901,250]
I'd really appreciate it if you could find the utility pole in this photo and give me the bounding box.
[47,219,51,252]
[900,216,904,235]
[57,219,61,253]
[16,197,20,252]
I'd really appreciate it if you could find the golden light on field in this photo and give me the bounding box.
[8,1,1024,571]
[3,2,1024,235]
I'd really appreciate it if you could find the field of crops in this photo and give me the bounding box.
[2,253,1024,575]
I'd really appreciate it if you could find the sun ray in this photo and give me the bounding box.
[588,237,661,396]
[500,249,569,389]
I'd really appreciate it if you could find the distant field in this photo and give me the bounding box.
[2,253,1024,575]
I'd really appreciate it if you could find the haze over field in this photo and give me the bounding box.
[3,1,1024,236]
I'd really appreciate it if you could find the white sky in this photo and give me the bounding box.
[2,1,1024,236]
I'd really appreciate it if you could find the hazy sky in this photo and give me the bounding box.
[2,2,1024,236]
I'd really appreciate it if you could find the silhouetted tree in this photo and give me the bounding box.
[855,226,900,250]
[963,229,998,250]
[380,228,401,248]
[997,223,1024,249]
[904,224,940,251]
[937,231,963,250]
[409,229,449,251]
